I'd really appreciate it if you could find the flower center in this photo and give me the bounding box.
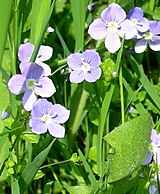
[108,22,118,32]
[26,79,36,89]
[144,32,153,40]
[41,114,51,123]
[131,18,137,25]
[81,58,91,73]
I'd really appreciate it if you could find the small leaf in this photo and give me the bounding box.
[34,170,45,180]
[21,130,39,143]
[66,185,92,194]
[104,114,152,182]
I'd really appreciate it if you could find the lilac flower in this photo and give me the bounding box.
[88,3,137,53]
[1,109,10,120]
[143,129,160,165]
[127,7,149,34]
[135,21,160,53]
[8,63,56,111]
[29,99,70,138]
[18,42,53,76]
[67,50,101,83]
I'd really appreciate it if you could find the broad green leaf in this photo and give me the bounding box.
[66,185,92,194]
[104,114,152,183]
[19,138,56,191]
[11,176,20,194]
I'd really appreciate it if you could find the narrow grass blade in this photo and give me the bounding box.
[71,0,89,51]
[19,138,56,192]
[11,176,20,194]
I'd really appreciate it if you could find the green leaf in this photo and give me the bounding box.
[104,114,152,183]
[34,170,45,180]
[20,130,39,143]
[66,185,92,194]
[19,138,56,192]
[11,176,20,194]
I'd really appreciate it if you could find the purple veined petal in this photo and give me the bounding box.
[88,18,108,40]
[142,151,152,165]
[134,39,147,53]
[101,3,126,23]
[118,19,137,39]
[8,74,26,95]
[69,70,85,83]
[82,50,101,68]
[84,67,101,82]
[21,63,44,81]
[155,134,160,145]
[29,118,47,134]
[149,38,160,51]
[50,104,70,124]
[22,89,37,111]
[105,31,121,53]
[136,18,149,32]
[128,7,143,20]
[31,99,53,117]
[67,53,83,70]
[19,61,31,73]
[47,122,65,138]
[18,42,34,61]
[37,45,53,61]
[36,62,51,76]
[149,21,160,35]
[153,152,160,165]
[150,129,157,143]
[34,77,56,97]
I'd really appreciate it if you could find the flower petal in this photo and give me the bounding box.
[136,18,149,32]
[69,70,85,83]
[29,118,47,134]
[21,63,44,81]
[34,77,56,97]
[128,7,143,20]
[8,74,26,95]
[67,53,83,70]
[134,39,147,53]
[36,62,51,76]
[149,39,160,51]
[142,151,152,165]
[18,42,34,61]
[118,19,137,39]
[82,50,101,68]
[31,99,53,117]
[84,67,101,82]
[149,21,160,35]
[101,3,126,23]
[48,122,65,138]
[50,104,70,123]
[150,129,157,143]
[88,18,108,40]
[105,31,121,53]
[22,89,37,111]
[37,45,53,61]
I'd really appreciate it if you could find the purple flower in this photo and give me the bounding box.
[88,3,137,53]
[29,99,70,138]
[127,7,149,34]
[143,129,160,165]
[67,50,101,83]
[1,109,10,120]
[18,42,53,76]
[8,63,56,111]
[135,21,160,53]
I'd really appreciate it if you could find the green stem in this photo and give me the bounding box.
[119,65,125,124]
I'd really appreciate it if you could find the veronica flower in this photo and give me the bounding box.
[18,42,53,76]
[135,21,160,53]
[29,99,70,138]
[127,7,149,34]
[8,63,56,111]
[67,49,101,83]
[143,129,160,165]
[88,3,137,53]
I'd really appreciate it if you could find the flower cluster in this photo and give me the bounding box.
[8,42,70,138]
[143,129,160,165]
[88,3,160,53]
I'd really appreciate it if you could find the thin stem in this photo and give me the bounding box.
[119,65,125,124]
[40,159,71,169]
